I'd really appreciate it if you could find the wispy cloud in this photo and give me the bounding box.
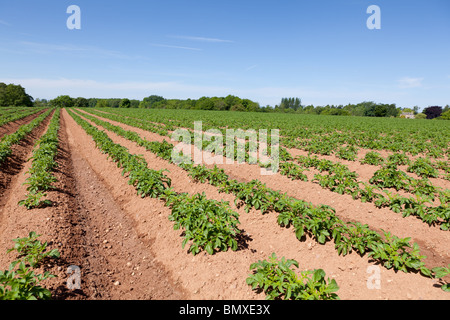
[17,41,144,60]
[149,43,202,51]
[245,65,258,71]
[398,77,424,89]
[0,19,11,26]
[0,77,228,100]
[168,35,233,43]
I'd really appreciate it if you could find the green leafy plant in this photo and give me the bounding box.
[166,192,241,255]
[368,230,430,275]
[18,191,52,210]
[7,231,60,268]
[279,162,308,181]
[386,152,411,166]
[0,261,55,300]
[332,222,381,256]
[407,157,439,178]
[360,151,385,166]
[431,264,450,292]
[0,232,59,300]
[336,145,358,161]
[369,162,411,191]
[246,253,339,300]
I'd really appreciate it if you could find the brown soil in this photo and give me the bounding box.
[71,108,450,300]
[0,109,47,139]
[1,107,448,301]
[0,110,187,300]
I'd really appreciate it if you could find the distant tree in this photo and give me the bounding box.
[50,95,74,108]
[140,95,165,108]
[119,98,131,108]
[439,110,450,120]
[424,106,443,119]
[224,95,241,111]
[88,98,98,108]
[242,98,259,112]
[95,99,109,108]
[0,82,34,107]
[385,104,399,117]
[280,97,302,111]
[374,104,387,117]
[74,97,89,108]
[361,101,378,117]
[33,98,49,107]
[415,113,427,119]
[195,97,215,110]
[230,103,245,111]
[130,99,140,108]
[107,98,121,108]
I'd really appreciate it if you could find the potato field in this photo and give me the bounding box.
[0,107,449,300]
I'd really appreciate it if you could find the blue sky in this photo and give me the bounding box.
[0,0,449,110]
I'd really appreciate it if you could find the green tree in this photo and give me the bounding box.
[280,97,302,111]
[374,104,387,117]
[415,113,427,119]
[50,95,74,108]
[33,98,49,108]
[88,98,97,108]
[139,95,165,108]
[73,97,89,108]
[0,83,34,107]
[95,99,109,108]
[119,98,131,108]
[439,110,450,120]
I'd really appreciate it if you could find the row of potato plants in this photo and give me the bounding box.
[293,154,450,231]
[81,108,450,231]
[0,109,53,165]
[362,151,450,181]
[91,107,449,159]
[68,109,241,257]
[0,107,45,127]
[18,108,61,209]
[72,109,341,299]
[73,109,449,291]
[87,108,449,186]
[80,108,299,177]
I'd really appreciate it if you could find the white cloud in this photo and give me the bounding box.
[0,78,228,100]
[149,43,202,51]
[168,35,233,43]
[17,41,143,60]
[0,19,11,26]
[398,77,424,89]
[245,65,258,71]
[0,77,440,108]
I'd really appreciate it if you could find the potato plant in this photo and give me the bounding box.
[19,108,60,209]
[0,232,60,300]
[246,253,339,300]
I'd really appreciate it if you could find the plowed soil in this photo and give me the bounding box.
[0,108,448,300]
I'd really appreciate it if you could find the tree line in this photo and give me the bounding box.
[1,82,448,120]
